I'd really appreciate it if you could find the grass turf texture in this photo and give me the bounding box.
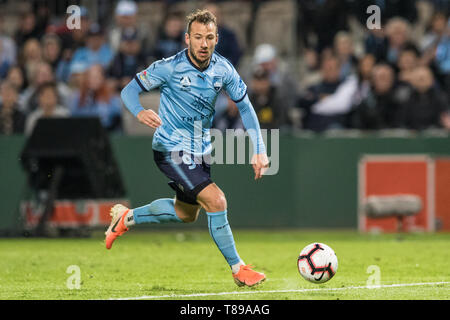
[0,230,449,300]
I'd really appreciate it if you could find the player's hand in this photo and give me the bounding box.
[251,153,269,180]
[137,109,162,128]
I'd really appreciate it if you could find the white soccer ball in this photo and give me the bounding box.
[297,243,338,284]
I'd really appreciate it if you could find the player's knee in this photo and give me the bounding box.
[206,194,227,212]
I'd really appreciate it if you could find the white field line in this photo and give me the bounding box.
[109,281,450,300]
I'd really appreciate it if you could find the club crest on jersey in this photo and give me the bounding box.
[213,76,223,92]
[180,76,191,91]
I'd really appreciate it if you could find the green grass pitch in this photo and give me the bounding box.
[0,230,449,300]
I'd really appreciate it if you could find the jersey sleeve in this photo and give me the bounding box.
[224,65,248,103]
[134,58,173,92]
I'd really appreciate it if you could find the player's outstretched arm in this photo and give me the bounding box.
[121,79,161,129]
[235,95,269,180]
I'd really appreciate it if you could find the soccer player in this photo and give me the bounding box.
[105,9,269,287]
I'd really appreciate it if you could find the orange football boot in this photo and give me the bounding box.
[105,204,130,249]
[232,265,266,287]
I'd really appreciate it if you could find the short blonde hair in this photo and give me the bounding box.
[186,9,217,34]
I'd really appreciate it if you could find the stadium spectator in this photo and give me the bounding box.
[67,61,88,91]
[20,62,72,114]
[14,12,43,48]
[397,66,450,130]
[204,3,242,66]
[0,40,11,79]
[152,11,185,61]
[420,12,448,52]
[19,38,43,84]
[108,29,147,92]
[41,34,62,72]
[397,46,421,84]
[0,15,17,78]
[364,26,389,63]
[0,81,25,135]
[69,23,114,76]
[5,65,27,94]
[384,18,417,65]
[25,82,70,135]
[333,31,358,79]
[349,64,403,130]
[352,54,376,106]
[433,19,450,95]
[109,0,149,56]
[248,66,288,129]
[299,55,357,131]
[251,44,298,124]
[0,16,17,80]
[70,64,122,132]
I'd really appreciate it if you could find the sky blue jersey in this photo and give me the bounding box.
[131,48,266,155]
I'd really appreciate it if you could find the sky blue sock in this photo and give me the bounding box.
[133,198,183,224]
[207,210,241,266]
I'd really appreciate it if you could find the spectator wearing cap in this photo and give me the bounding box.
[204,3,242,67]
[67,61,88,91]
[109,0,149,56]
[248,66,289,130]
[250,44,298,126]
[25,82,70,135]
[0,81,25,135]
[69,23,114,76]
[152,11,185,61]
[108,28,147,91]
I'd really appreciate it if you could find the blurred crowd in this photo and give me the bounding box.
[0,0,449,136]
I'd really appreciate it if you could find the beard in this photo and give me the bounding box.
[189,46,210,66]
